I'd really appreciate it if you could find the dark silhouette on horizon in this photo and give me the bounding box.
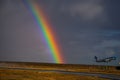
[94,56,116,63]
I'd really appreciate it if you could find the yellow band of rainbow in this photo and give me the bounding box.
[23,0,64,63]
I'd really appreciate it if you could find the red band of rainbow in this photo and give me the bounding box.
[23,0,64,63]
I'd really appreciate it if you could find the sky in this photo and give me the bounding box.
[0,0,120,66]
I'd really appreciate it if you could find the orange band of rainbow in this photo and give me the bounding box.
[23,0,64,63]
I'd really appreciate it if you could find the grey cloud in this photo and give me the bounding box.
[93,40,120,56]
[95,40,120,48]
[61,0,106,22]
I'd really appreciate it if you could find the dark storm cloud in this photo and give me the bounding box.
[0,0,52,62]
[30,0,120,65]
[103,0,120,30]
[0,0,120,65]
[0,0,6,6]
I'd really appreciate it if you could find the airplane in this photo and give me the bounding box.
[94,56,116,63]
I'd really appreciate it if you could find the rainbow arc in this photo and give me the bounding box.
[23,0,64,63]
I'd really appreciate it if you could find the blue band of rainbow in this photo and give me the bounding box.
[23,0,64,63]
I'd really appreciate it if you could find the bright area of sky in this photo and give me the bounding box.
[0,0,120,66]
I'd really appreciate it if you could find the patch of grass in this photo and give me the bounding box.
[0,69,109,80]
[0,62,120,80]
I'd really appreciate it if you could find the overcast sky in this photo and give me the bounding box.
[0,0,120,66]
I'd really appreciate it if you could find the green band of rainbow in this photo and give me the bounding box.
[23,0,64,63]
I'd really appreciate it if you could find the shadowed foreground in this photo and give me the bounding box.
[0,62,120,80]
[0,69,109,80]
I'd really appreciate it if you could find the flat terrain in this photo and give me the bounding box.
[0,69,110,80]
[0,62,120,80]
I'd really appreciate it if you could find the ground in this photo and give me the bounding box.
[0,62,120,80]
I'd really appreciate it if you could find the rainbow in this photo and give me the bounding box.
[23,0,64,63]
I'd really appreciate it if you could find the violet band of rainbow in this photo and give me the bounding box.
[23,0,64,63]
